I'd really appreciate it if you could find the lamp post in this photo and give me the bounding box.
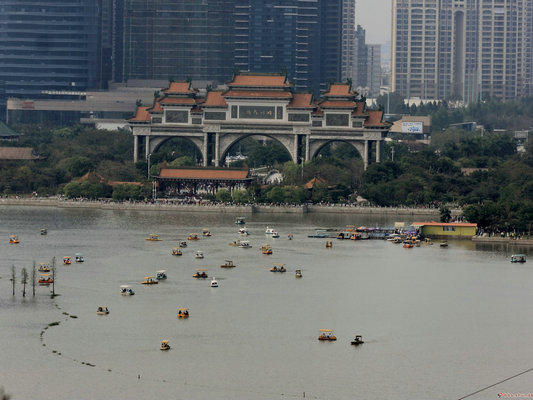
[299,156,304,183]
[147,153,151,179]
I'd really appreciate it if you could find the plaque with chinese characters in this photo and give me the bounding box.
[239,106,275,119]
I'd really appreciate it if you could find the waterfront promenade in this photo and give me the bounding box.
[0,197,449,216]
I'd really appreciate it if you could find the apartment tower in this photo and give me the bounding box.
[392,0,533,101]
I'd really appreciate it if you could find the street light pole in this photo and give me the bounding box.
[147,153,151,179]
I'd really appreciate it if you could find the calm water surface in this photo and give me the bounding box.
[1,206,533,400]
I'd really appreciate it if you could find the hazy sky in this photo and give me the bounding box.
[356,0,392,44]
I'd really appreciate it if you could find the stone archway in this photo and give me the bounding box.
[309,139,367,167]
[147,135,205,164]
[218,132,297,166]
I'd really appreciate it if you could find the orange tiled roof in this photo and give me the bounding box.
[159,97,197,105]
[304,177,326,189]
[203,91,228,107]
[158,168,250,181]
[411,222,477,227]
[229,74,290,87]
[351,101,366,116]
[162,81,197,94]
[287,93,314,108]
[128,106,151,122]
[323,84,353,97]
[224,90,292,98]
[319,100,357,108]
[149,101,163,113]
[364,110,385,126]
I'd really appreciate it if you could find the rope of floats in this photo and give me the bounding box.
[457,367,533,399]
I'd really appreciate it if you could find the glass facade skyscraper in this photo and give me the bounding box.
[113,0,347,94]
[113,0,235,84]
[0,0,101,105]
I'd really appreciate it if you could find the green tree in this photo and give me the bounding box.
[215,188,232,202]
[232,189,249,204]
[439,206,452,223]
[266,186,286,203]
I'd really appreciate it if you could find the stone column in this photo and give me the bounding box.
[214,133,220,167]
[363,140,369,170]
[145,136,150,160]
[376,140,381,163]
[133,135,139,162]
[202,133,208,167]
[293,134,299,163]
[305,134,310,161]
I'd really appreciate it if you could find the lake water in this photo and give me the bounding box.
[1,206,533,400]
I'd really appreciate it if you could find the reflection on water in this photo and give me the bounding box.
[1,206,533,400]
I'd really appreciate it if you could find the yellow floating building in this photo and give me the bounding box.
[411,222,477,239]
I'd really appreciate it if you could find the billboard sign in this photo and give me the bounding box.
[402,121,423,133]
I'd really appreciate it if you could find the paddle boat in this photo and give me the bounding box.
[156,270,167,280]
[402,240,414,248]
[188,233,200,241]
[271,231,280,238]
[177,308,189,318]
[38,262,51,272]
[288,233,293,240]
[239,227,250,235]
[120,285,135,295]
[75,253,84,263]
[265,227,276,235]
[40,228,47,235]
[229,239,242,247]
[193,269,208,279]
[63,256,72,265]
[318,329,337,341]
[422,238,433,245]
[221,260,235,268]
[146,233,161,241]
[96,306,109,315]
[211,277,218,287]
[202,229,212,237]
[141,276,158,285]
[238,241,252,248]
[307,229,330,238]
[325,240,333,248]
[171,247,182,256]
[8,235,19,244]
[160,340,171,351]
[270,264,286,273]
[511,254,526,263]
[440,240,448,247]
[235,216,246,225]
[179,241,187,248]
[195,250,204,259]
[351,335,364,345]
[38,274,53,285]
[261,244,273,255]
[295,269,302,278]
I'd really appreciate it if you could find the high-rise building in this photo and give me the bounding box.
[366,44,382,98]
[353,26,382,98]
[113,0,235,85]
[0,0,102,112]
[391,0,533,102]
[113,0,349,94]
[341,0,357,83]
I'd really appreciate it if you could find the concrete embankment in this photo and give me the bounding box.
[0,198,452,217]
[472,236,533,246]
